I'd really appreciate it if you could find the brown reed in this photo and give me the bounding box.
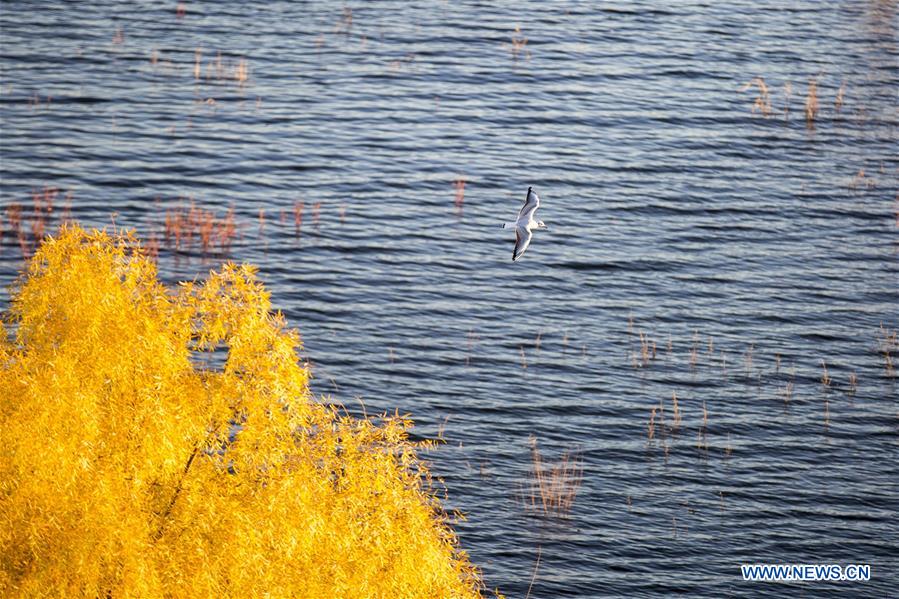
[781,380,794,404]
[510,25,529,59]
[162,203,237,256]
[293,200,305,236]
[453,179,466,214]
[696,401,709,451]
[235,58,249,87]
[637,331,658,367]
[821,360,831,388]
[848,371,858,396]
[835,81,846,113]
[805,78,819,127]
[671,391,682,431]
[525,546,541,599]
[745,77,772,117]
[526,437,583,515]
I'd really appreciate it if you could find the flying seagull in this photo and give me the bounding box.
[503,186,547,261]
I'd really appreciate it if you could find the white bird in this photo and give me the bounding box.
[503,186,547,261]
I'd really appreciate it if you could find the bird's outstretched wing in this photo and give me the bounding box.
[513,225,533,261]
[517,186,540,222]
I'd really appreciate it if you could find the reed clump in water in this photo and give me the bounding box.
[510,25,530,60]
[2,186,63,259]
[163,203,237,256]
[805,77,819,127]
[526,437,583,515]
[739,77,773,117]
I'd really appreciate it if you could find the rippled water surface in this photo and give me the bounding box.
[2,1,898,596]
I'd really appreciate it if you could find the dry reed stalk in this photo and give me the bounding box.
[519,345,528,369]
[194,49,201,80]
[235,58,249,87]
[671,391,682,431]
[848,371,858,396]
[824,399,830,428]
[648,407,657,441]
[436,415,450,442]
[835,81,846,113]
[775,352,781,374]
[176,2,186,19]
[725,433,733,458]
[696,401,709,451]
[744,343,754,376]
[782,381,794,403]
[805,78,819,127]
[739,77,773,117]
[453,179,465,214]
[638,331,655,367]
[821,360,831,388]
[534,330,542,354]
[525,546,541,599]
[293,200,304,236]
[527,438,583,515]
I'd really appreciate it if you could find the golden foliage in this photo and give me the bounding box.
[0,225,482,597]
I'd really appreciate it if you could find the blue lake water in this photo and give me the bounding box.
[1,1,898,596]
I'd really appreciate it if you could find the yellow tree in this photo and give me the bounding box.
[0,225,482,597]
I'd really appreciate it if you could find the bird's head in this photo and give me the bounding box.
[537,220,547,229]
